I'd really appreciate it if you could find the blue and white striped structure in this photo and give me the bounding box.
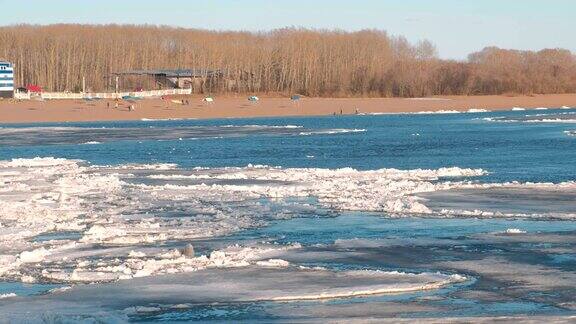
[0,61,14,98]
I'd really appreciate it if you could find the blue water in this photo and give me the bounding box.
[1,108,575,321]
[2,109,575,183]
[0,282,64,297]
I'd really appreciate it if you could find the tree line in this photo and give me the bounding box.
[0,24,575,97]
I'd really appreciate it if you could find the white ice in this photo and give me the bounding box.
[0,157,567,287]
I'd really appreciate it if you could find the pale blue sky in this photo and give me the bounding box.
[1,0,574,59]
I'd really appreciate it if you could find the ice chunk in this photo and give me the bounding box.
[506,228,527,234]
[256,259,290,268]
[0,293,17,299]
[19,248,51,263]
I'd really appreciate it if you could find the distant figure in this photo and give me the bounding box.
[107,102,110,109]
[333,112,336,116]
[114,102,119,109]
[355,108,359,115]
[129,104,135,112]
[185,99,190,105]
[340,108,343,115]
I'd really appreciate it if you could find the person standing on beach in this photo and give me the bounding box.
[114,102,118,109]
[107,102,110,109]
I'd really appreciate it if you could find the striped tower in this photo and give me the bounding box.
[0,61,14,98]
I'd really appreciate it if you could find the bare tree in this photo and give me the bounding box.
[1,24,574,96]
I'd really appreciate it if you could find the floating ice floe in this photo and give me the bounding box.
[0,293,17,299]
[0,265,468,321]
[412,109,489,114]
[299,129,366,136]
[417,183,576,219]
[0,124,372,146]
[505,228,527,234]
[467,108,490,113]
[487,112,576,123]
[221,124,303,129]
[414,110,461,114]
[0,157,570,286]
[140,118,186,121]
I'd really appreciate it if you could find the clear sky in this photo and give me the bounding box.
[1,0,574,59]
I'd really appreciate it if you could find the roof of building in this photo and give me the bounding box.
[113,69,221,77]
[26,84,42,92]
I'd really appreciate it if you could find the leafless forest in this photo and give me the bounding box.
[1,24,575,96]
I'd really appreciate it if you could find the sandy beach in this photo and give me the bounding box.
[1,94,576,123]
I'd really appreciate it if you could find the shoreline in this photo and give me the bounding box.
[1,94,576,124]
